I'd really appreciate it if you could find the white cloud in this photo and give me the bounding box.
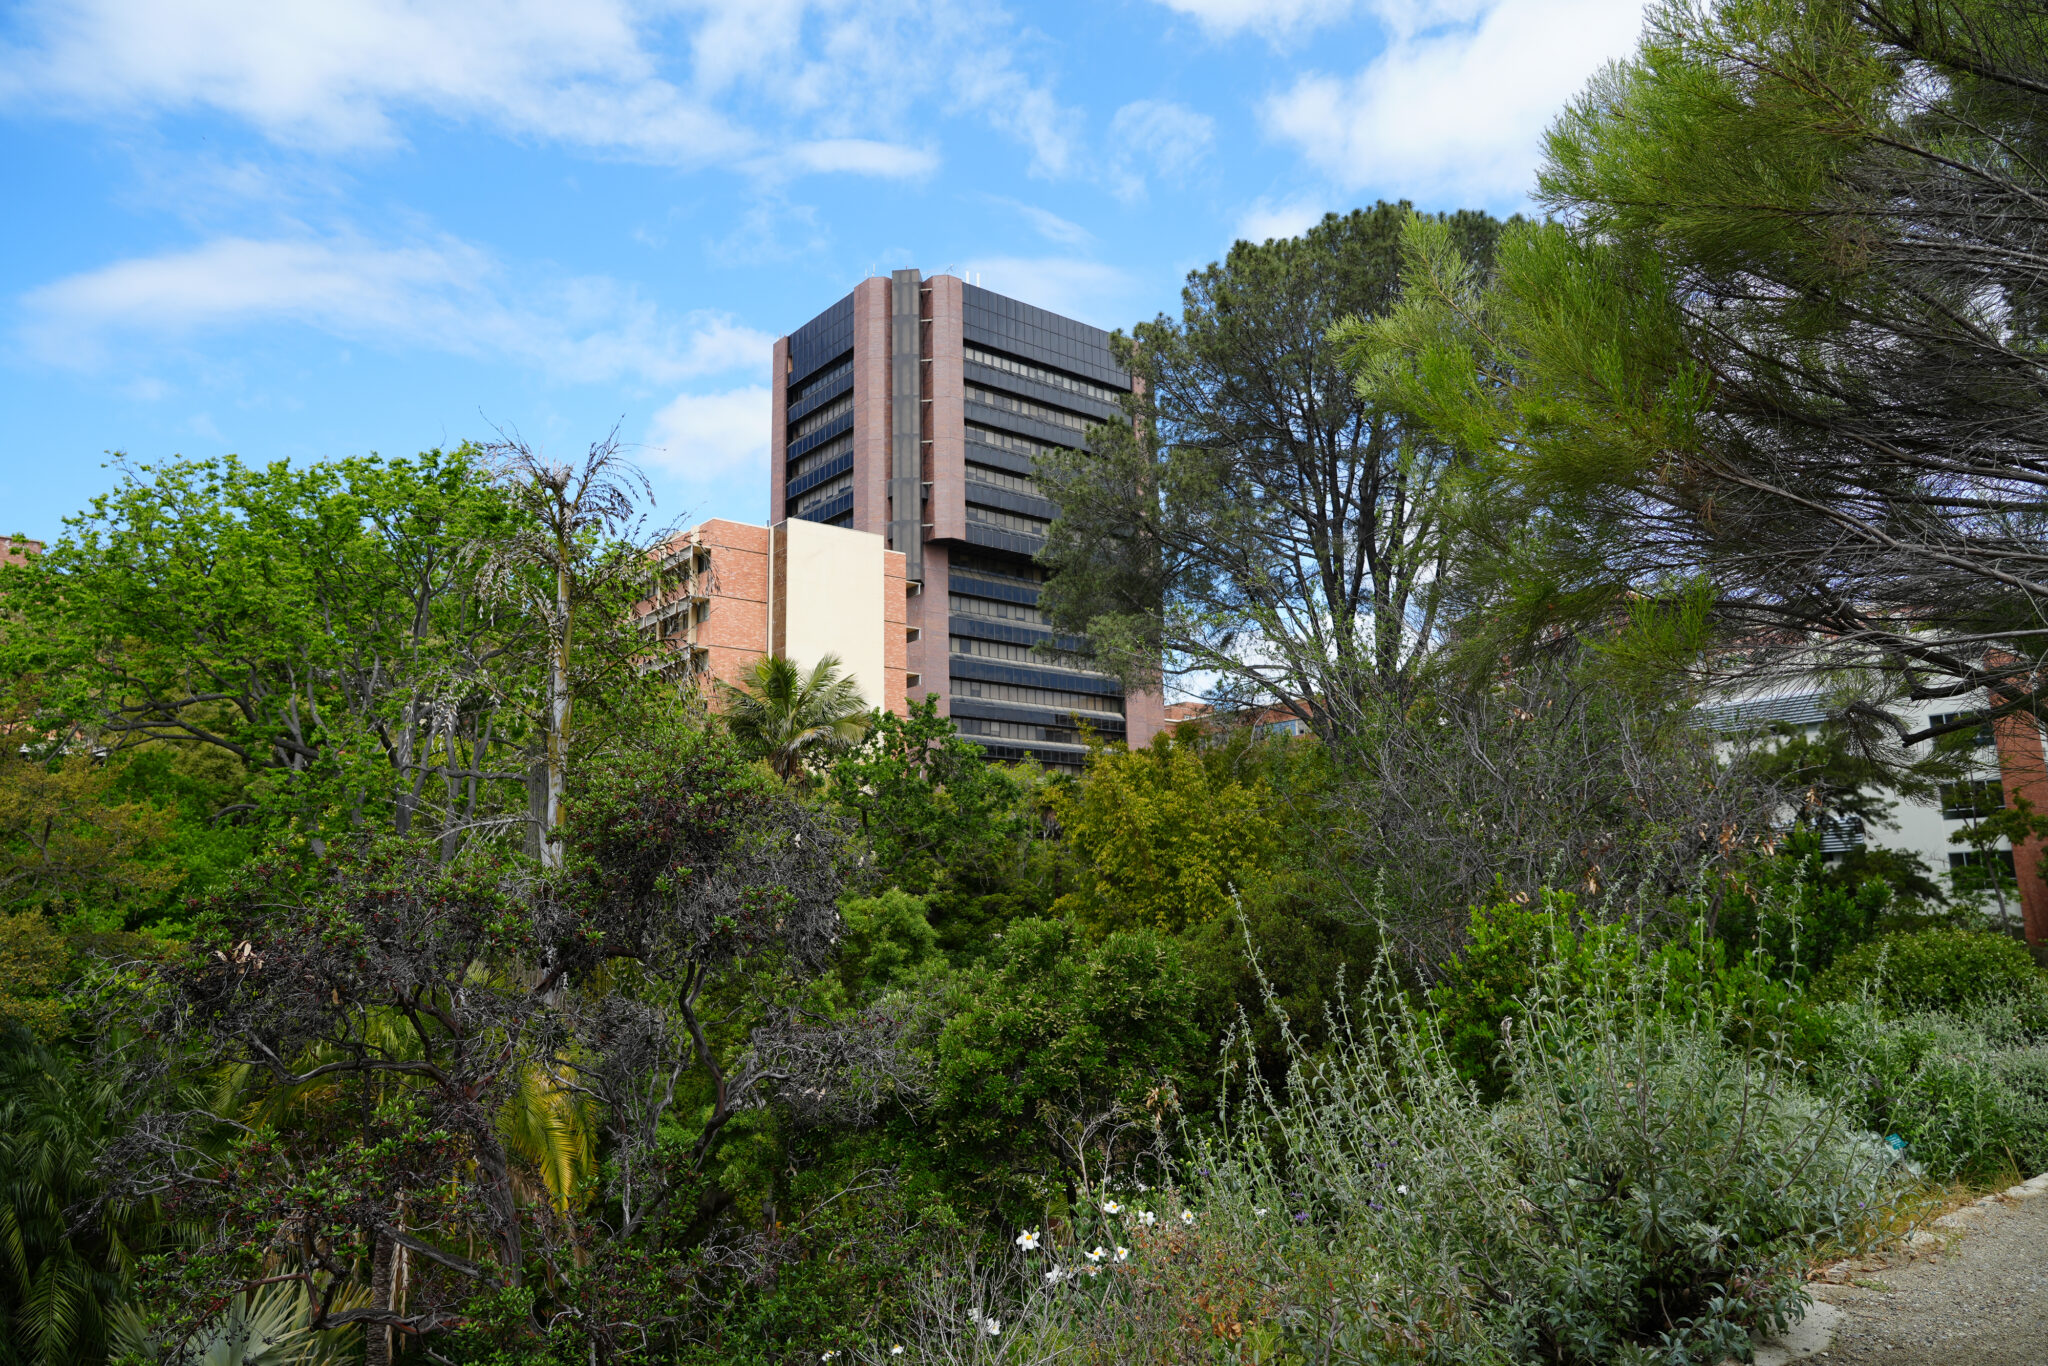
[766,138,938,180]
[1150,0,1358,34]
[960,258,1137,332]
[0,1,1080,181]
[1235,197,1328,244]
[982,197,1093,247]
[19,234,772,383]
[1261,0,1648,204]
[1106,100,1215,200]
[1151,1,1492,37]
[644,386,771,483]
[949,45,1083,178]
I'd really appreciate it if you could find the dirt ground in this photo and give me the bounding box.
[1768,1179,2048,1365]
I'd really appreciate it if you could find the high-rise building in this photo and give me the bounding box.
[769,270,1165,769]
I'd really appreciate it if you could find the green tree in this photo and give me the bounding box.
[930,918,1204,1213]
[0,754,173,928]
[1051,730,1282,938]
[720,654,870,784]
[0,452,541,856]
[0,1031,168,1366]
[1037,204,1509,739]
[827,699,1050,960]
[1359,0,2048,755]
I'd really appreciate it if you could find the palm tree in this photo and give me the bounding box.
[719,654,871,783]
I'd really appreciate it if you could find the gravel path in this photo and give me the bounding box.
[1762,1176,2048,1365]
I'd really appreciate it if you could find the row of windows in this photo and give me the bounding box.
[795,474,854,518]
[955,716,1088,744]
[788,394,851,441]
[967,422,1075,463]
[965,344,1126,407]
[951,549,1046,585]
[966,462,1043,498]
[950,634,1089,667]
[788,435,851,481]
[950,592,1048,626]
[966,384,1091,433]
[954,678,1123,715]
[788,356,851,408]
[965,504,1053,537]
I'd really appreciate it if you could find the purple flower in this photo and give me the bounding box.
[1293,1211,1309,1224]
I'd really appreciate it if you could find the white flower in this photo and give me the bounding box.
[1084,1263,1102,1278]
[1045,1266,1066,1284]
[1180,1210,1196,1225]
[821,1355,837,1363]
[1396,1184,1409,1196]
[1114,1246,1130,1262]
[984,1318,1002,1337]
[1136,1210,1156,1226]
[890,1349,905,1358]
[1014,1228,1041,1251]
[1136,1181,1149,1192]
[1254,1207,1269,1217]
[1101,1199,1123,1214]
[1085,1246,1107,1263]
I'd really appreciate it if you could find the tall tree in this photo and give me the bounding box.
[478,431,670,868]
[1364,0,2048,758]
[1036,204,1508,741]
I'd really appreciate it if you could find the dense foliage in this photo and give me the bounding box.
[11,4,2048,1360]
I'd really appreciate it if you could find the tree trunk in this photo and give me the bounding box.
[542,563,572,870]
[365,1229,396,1366]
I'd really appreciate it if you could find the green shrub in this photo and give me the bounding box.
[1195,947,1896,1365]
[1814,1004,2048,1180]
[1812,929,2047,1017]
[1430,893,1642,1100]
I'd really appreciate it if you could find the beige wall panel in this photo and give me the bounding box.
[776,519,890,714]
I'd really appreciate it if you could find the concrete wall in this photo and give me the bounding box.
[775,518,900,719]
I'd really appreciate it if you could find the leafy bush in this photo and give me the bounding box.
[1812,928,2047,1018]
[1430,893,1641,1099]
[1813,1004,2048,1180]
[1195,948,1895,1365]
[928,919,1205,1218]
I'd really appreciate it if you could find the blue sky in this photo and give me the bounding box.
[0,0,1651,540]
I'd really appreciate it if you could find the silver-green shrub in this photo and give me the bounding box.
[1190,947,1898,1365]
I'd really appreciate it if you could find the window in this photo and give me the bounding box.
[963,504,1052,538]
[966,462,1044,499]
[905,673,922,689]
[950,593,1048,626]
[951,550,1045,585]
[964,344,1127,407]
[953,678,1122,715]
[788,394,852,441]
[787,435,851,481]
[967,423,1075,463]
[949,635,1101,672]
[1940,780,2004,820]
[1949,849,2017,894]
[965,384,1092,432]
[1929,712,1996,748]
[955,716,1084,744]
[788,356,851,406]
[795,474,853,518]
[905,627,921,643]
